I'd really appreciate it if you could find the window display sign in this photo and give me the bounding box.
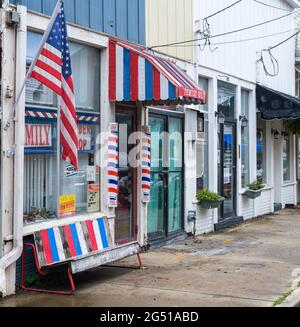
[87,184,100,213]
[78,125,92,151]
[59,194,76,217]
[25,124,52,148]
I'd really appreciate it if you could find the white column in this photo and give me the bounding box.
[100,47,116,243]
[209,77,219,225]
[236,84,242,217]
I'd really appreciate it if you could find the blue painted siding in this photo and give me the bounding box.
[10,0,146,45]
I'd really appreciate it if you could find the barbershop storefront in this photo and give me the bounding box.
[18,28,206,281]
[108,40,206,246]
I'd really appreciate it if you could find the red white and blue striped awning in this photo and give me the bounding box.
[109,39,206,104]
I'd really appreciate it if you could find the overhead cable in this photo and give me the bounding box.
[258,30,300,77]
[204,0,243,20]
[149,12,294,49]
[253,0,293,12]
[166,28,299,48]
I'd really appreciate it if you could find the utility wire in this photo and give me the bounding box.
[166,28,299,48]
[258,30,300,77]
[149,11,294,49]
[253,0,293,12]
[205,0,243,20]
[269,29,300,49]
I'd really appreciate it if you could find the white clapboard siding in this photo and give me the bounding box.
[192,0,295,95]
[255,189,273,217]
[240,196,255,221]
[195,208,214,235]
[282,184,296,206]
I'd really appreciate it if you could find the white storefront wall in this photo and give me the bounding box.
[184,0,299,235]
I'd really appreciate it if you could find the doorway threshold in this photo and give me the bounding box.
[214,216,244,232]
[148,232,187,250]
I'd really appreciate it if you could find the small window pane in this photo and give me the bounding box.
[283,135,291,182]
[257,114,266,183]
[218,81,236,119]
[241,90,250,187]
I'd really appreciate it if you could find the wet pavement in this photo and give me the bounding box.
[1,208,300,307]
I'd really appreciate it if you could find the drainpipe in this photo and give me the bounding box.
[0,5,26,297]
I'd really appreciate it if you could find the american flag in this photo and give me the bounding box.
[30,0,79,170]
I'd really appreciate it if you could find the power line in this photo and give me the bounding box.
[269,29,300,49]
[205,0,243,20]
[258,30,300,77]
[149,12,294,49]
[166,28,299,48]
[253,0,293,13]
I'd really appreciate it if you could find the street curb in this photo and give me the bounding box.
[277,288,300,307]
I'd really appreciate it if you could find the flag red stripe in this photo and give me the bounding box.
[35,59,62,81]
[41,48,62,66]
[60,132,78,169]
[60,110,79,147]
[31,70,62,95]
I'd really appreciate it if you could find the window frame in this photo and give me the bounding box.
[24,30,102,225]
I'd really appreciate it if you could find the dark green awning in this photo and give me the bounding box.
[256,84,300,120]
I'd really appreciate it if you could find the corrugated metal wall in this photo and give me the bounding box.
[146,0,193,62]
[10,0,146,45]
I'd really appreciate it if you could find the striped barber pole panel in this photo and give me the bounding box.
[25,110,100,123]
[34,217,113,268]
[141,126,151,203]
[107,123,119,208]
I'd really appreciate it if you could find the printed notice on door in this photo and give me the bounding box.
[59,194,76,217]
[87,184,100,213]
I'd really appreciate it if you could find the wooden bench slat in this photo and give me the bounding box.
[34,217,114,268]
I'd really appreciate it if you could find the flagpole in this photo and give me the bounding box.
[56,97,61,218]
[4,0,63,130]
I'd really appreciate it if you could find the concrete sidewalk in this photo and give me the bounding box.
[1,208,300,307]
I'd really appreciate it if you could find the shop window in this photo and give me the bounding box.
[241,90,250,188]
[218,81,236,119]
[196,77,209,190]
[283,134,291,182]
[257,114,266,183]
[24,32,101,225]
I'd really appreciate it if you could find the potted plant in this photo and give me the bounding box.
[196,189,224,209]
[244,180,265,199]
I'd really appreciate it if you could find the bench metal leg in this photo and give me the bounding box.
[21,243,75,296]
[103,253,143,270]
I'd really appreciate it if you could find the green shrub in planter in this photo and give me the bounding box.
[196,189,224,209]
[244,180,265,199]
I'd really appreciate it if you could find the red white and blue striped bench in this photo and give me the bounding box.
[21,217,142,295]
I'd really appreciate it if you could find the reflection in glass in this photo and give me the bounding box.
[168,173,182,233]
[148,173,165,235]
[218,81,236,119]
[257,114,266,183]
[223,125,234,215]
[241,90,250,188]
[26,31,100,112]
